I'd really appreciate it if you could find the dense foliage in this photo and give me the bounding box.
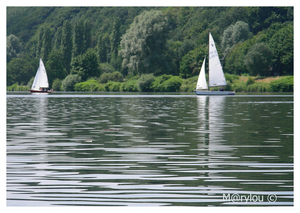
[6,7,293,91]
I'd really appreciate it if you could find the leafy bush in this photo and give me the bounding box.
[224,73,239,83]
[27,77,34,89]
[62,74,81,91]
[99,63,116,73]
[180,75,198,92]
[74,79,104,91]
[109,82,121,91]
[7,84,18,91]
[7,84,29,91]
[246,77,255,86]
[99,71,123,83]
[269,76,293,92]
[245,82,270,92]
[121,80,138,92]
[161,76,182,92]
[150,75,182,92]
[137,74,155,92]
[104,81,113,91]
[52,78,62,91]
[224,81,233,91]
[232,81,247,92]
[152,74,171,92]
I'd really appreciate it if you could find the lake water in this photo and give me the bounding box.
[6,92,294,206]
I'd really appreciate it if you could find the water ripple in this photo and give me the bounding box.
[7,95,293,206]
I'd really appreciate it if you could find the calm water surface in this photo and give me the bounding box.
[6,93,294,206]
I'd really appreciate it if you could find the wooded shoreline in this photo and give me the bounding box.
[7,74,293,93]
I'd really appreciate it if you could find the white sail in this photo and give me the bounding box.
[208,32,227,87]
[31,58,49,90]
[196,57,208,90]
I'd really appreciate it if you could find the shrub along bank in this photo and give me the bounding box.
[7,74,293,93]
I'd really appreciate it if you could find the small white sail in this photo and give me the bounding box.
[31,58,49,90]
[208,32,227,87]
[196,57,208,90]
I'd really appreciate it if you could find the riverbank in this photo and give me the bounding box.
[7,74,293,93]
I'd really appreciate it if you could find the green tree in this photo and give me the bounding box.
[110,17,122,70]
[73,19,84,57]
[73,19,91,57]
[179,45,206,78]
[52,78,62,91]
[7,57,37,86]
[7,34,22,62]
[110,17,121,57]
[119,10,170,75]
[40,26,52,62]
[97,34,107,63]
[244,42,273,76]
[71,48,100,81]
[268,23,293,75]
[61,20,73,73]
[46,49,67,85]
[36,27,44,58]
[61,74,81,91]
[222,21,252,56]
[54,26,62,50]
[83,20,92,53]
[137,74,155,92]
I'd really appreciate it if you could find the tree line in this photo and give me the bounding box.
[6,7,293,89]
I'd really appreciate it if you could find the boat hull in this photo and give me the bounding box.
[195,90,235,95]
[30,90,52,94]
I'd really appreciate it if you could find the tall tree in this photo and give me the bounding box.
[54,26,62,50]
[36,27,44,58]
[110,17,121,57]
[7,34,22,62]
[83,20,92,53]
[268,23,293,75]
[7,57,37,85]
[41,26,52,62]
[71,48,100,81]
[96,34,107,63]
[46,49,68,85]
[119,10,170,75]
[222,21,252,56]
[73,19,84,57]
[110,17,122,70]
[61,20,73,73]
[244,42,273,76]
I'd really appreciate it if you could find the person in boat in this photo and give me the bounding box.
[219,87,224,91]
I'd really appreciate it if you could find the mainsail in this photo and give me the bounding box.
[31,58,49,90]
[196,57,208,90]
[208,32,227,87]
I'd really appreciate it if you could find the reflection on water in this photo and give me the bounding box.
[6,94,293,206]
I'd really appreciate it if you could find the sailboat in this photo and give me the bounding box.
[30,58,53,94]
[195,33,235,95]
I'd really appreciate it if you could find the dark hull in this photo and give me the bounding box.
[195,90,235,95]
[30,90,52,94]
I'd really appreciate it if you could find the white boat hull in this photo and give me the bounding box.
[195,90,235,95]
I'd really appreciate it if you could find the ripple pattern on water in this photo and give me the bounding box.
[7,95,293,206]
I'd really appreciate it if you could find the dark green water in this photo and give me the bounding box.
[6,93,293,206]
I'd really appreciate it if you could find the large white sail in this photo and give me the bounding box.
[208,33,227,87]
[31,58,49,90]
[196,57,208,90]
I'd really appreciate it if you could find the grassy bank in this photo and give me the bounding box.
[7,74,293,93]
